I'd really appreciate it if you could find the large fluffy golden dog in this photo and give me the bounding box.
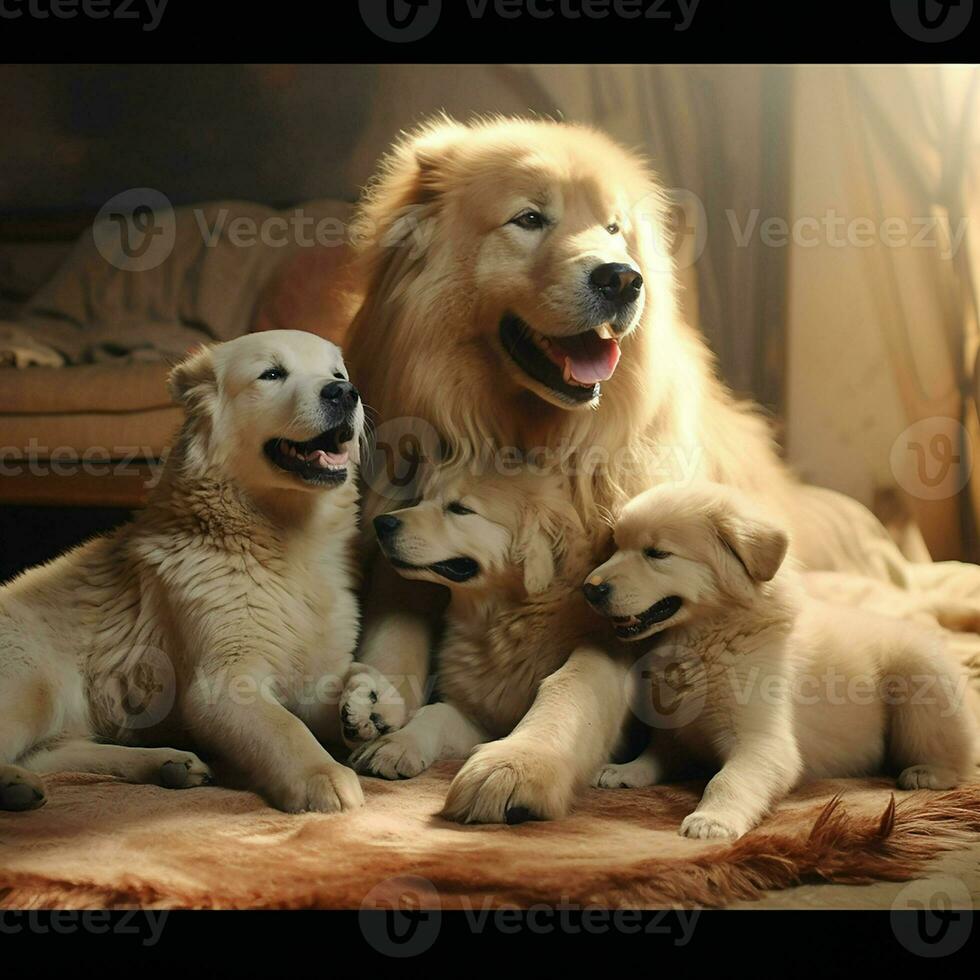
[0,331,366,814]
[341,117,891,823]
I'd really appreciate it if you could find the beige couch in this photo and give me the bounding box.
[0,360,178,507]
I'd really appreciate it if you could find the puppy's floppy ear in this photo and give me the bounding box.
[715,507,789,584]
[511,489,583,595]
[512,512,558,596]
[168,345,217,415]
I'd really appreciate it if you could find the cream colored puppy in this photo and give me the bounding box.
[584,482,978,840]
[349,467,629,824]
[0,330,366,814]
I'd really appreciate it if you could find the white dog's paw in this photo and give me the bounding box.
[679,810,746,841]
[274,764,365,814]
[897,765,959,791]
[441,738,572,825]
[158,750,214,789]
[592,762,655,789]
[340,665,408,746]
[350,731,431,780]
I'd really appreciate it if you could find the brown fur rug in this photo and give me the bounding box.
[1,763,978,909]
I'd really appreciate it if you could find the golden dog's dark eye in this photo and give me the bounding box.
[510,210,547,231]
[258,367,288,382]
[447,501,475,516]
[606,222,620,235]
[644,547,671,560]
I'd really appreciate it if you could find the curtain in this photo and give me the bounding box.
[785,65,980,562]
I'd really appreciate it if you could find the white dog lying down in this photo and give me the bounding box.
[350,467,630,823]
[0,330,366,813]
[584,482,979,840]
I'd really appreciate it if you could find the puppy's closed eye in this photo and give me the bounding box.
[644,547,671,560]
[447,501,475,516]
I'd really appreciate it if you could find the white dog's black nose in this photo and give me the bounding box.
[590,263,643,308]
[374,514,402,541]
[582,580,612,607]
[321,380,360,410]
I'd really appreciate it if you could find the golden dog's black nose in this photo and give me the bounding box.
[321,380,360,410]
[374,514,402,541]
[582,581,612,607]
[590,263,643,308]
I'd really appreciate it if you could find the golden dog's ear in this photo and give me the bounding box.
[411,118,468,200]
[358,117,467,246]
[715,508,789,584]
[168,345,217,415]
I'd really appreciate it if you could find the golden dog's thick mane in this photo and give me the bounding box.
[347,116,784,527]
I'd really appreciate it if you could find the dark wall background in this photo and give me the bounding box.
[0,64,379,213]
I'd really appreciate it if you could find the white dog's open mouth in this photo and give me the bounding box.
[263,422,354,486]
[499,313,621,405]
[611,596,683,639]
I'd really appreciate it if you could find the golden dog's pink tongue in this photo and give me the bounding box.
[549,331,621,384]
[307,449,349,469]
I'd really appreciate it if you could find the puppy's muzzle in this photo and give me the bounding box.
[374,514,402,543]
[582,580,612,608]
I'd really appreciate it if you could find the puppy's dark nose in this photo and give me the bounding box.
[373,514,402,541]
[321,380,360,410]
[589,263,643,308]
[582,580,612,607]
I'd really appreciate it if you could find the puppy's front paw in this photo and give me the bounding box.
[898,765,960,791]
[441,739,572,825]
[350,731,431,780]
[679,810,746,841]
[158,751,213,789]
[592,761,657,789]
[340,665,408,746]
[0,765,46,811]
[275,764,365,814]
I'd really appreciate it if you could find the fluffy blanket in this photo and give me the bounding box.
[1,764,978,910]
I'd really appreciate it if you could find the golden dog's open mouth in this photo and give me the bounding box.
[611,596,683,639]
[263,422,354,487]
[391,556,481,583]
[499,313,621,405]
